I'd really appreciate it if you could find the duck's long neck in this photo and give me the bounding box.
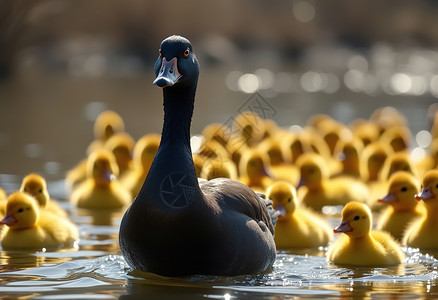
[161,86,195,148]
[141,84,201,206]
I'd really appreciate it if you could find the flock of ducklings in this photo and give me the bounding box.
[1,106,438,268]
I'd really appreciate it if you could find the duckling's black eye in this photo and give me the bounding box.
[401,187,408,192]
[354,216,360,221]
[38,189,42,193]
[288,197,292,203]
[17,208,24,213]
[184,49,190,57]
[435,184,438,189]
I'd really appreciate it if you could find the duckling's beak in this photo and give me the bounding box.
[0,214,17,226]
[274,205,287,217]
[415,187,434,201]
[153,57,181,88]
[378,192,397,203]
[334,221,352,233]
[102,170,116,182]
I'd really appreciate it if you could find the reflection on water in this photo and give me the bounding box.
[0,187,438,299]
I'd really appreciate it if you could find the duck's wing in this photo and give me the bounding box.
[199,177,277,235]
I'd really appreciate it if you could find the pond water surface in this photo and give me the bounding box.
[0,179,438,299]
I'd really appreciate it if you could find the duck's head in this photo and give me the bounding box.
[20,173,50,208]
[0,192,39,230]
[378,171,419,210]
[87,149,119,186]
[415,170,438,205]
[334,201,372,239]
[266,181,297,220]
[153,35,199,89]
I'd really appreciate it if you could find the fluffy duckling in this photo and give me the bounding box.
[87,110,125,153]
[66,110,125,189]
[379,126,411,153]
[238,148,274,193]
[376,172,423,240]
[104,132,135,180]
[200,158,238,181]
[20,173,68,218]
[233,111,265,147]
[379,151,418,181]
[71,149,131,209]
[267,181,332,249]
[0,192,79,250]
[201,123,230,147]
[0,188,6,217]
[121,134,161,197]
[350,120,380,147]
[331,137,364,179]
[403,170,438,249]
[259,136,300,186]
[296,153,368,212]
[361,142,393,211]
[370,106,407,135]
[327,201,405,266]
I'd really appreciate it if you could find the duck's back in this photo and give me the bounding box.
[120,177,276,276]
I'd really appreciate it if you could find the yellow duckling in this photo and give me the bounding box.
[201,123,230,147]
[238,148,274,193]
[233,111,265,147]
[66,110,125,190]
[20,173,68,218]
[327,201,405,266]
[296,153,368,212]
[376,172,423,240]
[361,142,393,211]
[0,188,6,217]
[258,136,300,186]
[331,137,364,179]
[121,134,161,197]
[71,149,132,209]
[379,125,411,153]
[104,132,135,180]
[350,120,380,147]
[370,106,407,135]
[0,192,79,250]
[87,110,125,153]
[200,158,238,181]
[379,151,418,181]
[403,169,438,249]
[267,181,332,249]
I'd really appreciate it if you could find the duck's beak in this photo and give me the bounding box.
[0,214,17,226]
[415,187,434,201]
[334,221,352,233]
[153,57,181,88]
[378,192,397,203]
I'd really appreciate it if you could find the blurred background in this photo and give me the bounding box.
[0,0,438,188]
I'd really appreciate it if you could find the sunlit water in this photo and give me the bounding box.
[0,181,438,299]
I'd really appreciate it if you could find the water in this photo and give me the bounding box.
[1,182,438,299]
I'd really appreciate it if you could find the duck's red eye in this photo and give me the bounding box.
[159,49,162,56]
[184,49,190,57]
